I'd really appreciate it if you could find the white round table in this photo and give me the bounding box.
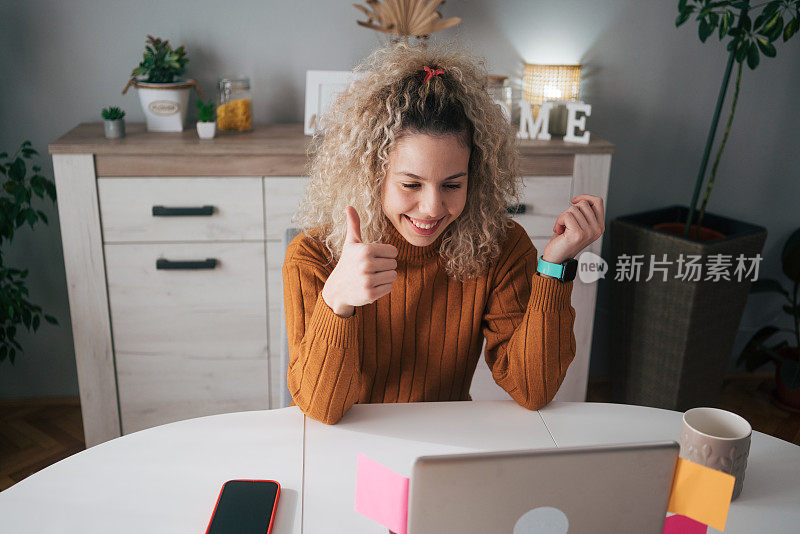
[1,401,798,533]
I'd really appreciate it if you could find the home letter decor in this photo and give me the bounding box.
[517,100,552,140]
[564,101,592,144]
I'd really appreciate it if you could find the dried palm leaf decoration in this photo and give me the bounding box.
[354,0,461,42]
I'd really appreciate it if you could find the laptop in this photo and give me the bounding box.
[407,441,679,534]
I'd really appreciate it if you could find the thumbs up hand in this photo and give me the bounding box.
[321,206,399,318]
[344,205,363,244]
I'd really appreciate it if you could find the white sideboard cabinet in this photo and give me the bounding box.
[50,123,613,446]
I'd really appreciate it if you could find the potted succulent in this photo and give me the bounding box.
[122,35,203,132]
[196,100,216,139]
[737,227,800,412]
[0,141,59,366]
[101,106,126,139]
[610,0,799,410]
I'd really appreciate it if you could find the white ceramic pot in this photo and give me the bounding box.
[135,80,196,132]
[196,121,216,139]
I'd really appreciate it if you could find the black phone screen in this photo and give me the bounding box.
[206,479,280,534]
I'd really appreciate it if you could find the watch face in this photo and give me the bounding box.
[562,258,578,281]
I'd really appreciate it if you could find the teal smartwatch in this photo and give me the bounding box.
[537,255,578,282]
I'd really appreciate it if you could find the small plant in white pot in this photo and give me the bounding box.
[121,35,203,132]
[196,100,216,139]
[101,106,126,139]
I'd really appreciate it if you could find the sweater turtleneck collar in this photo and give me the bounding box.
[381,215,446,261]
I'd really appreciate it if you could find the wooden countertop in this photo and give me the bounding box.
[49,123,614,156]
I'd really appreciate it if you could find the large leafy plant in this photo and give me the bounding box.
[737,228,800,389]
[676,0,800,239]
[131,34,188,83]
[0,142,58,365]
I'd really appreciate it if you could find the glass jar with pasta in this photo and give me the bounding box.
[216,76,252,132]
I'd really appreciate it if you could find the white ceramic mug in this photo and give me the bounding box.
[679,407,752,500]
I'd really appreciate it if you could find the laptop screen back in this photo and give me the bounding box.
[407,441,678,534]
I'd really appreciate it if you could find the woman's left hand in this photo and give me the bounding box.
[540,194,605,264]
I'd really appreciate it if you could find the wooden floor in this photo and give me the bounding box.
[1,372,798,492]
[0,397,85,492]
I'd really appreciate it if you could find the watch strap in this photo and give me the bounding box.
[537,255,564,279]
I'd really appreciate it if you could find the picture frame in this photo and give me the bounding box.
[304,70,364,135]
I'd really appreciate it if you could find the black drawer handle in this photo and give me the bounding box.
[156,258,218,270]
[506,204,527,215]
[152,205,215,216]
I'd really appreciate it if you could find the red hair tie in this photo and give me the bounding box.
[422,65,445,83]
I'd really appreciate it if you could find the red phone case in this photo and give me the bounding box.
[205,479,281,534]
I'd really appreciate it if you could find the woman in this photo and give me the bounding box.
[284,43,604,424]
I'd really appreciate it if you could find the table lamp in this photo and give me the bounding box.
[523,64,582,135]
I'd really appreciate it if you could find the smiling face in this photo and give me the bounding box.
[381,132,470,247]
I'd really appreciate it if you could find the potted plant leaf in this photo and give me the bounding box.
[196,100,216,139]
[737,227,800,412]
[610,0,799,410]
[122,35,203,132]
[101,106,126,139]
[0,141,59,366]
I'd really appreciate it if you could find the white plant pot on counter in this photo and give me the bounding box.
[126,79,201,132]
[196,121,216,139]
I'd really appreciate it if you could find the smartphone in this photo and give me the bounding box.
[205,479,280,534]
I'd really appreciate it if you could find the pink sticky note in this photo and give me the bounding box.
[663,513,708,534]
[354,453,409,534]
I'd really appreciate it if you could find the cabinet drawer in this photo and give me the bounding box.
[511,176,573,237]
[104,241,269,433]
[98,177,264,243]
[264,176,310,241]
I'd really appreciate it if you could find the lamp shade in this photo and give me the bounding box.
[523,64,582,106]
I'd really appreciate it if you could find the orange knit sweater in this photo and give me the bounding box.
[283,219,576,424]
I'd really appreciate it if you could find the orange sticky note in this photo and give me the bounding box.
[667,457,735,532]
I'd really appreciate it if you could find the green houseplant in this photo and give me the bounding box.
[610,0,799,411]
[196,99,216,139]
[675,0,800,239]
[0,141,58,366]
[737,227,800,411]
[130,34,188,83]
[101,106,126,120]
[101,106,126,139]
[121,35,202,133]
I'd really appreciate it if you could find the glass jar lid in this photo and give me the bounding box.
[218,76,250,90]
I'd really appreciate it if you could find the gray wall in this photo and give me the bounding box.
[1,0,798,397]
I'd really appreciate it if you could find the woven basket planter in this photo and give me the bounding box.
[610,205,767,411]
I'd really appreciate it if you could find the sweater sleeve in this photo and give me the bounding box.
[481,228,576,410]
[282,236,361,425]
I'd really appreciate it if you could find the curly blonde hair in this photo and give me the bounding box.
[296,42,521,280]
